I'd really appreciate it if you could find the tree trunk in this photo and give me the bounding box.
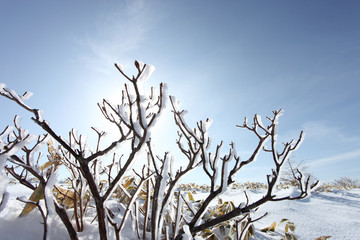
[55,204,78,240]
[79,160,108,240]
[95,199,108,240]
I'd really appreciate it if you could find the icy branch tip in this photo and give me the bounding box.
[114,63,124,71]
[276,109,285,116]
[21,91,34,100]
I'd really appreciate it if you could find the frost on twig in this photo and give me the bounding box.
[1,60,166,240]
[0,116,38,212]
[0,115,77,239]
[1,62,318,240]
[173,109,318,239]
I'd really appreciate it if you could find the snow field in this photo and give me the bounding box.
[1,183,359,239]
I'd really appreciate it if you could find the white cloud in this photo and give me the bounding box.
[278,120,360,170]
[77,0,160,74]
[302,120,360,143]
[309,149,360,168]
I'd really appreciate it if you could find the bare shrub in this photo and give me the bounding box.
[279,158,318,190]
[0,61,318,240]
[333,177,360,190]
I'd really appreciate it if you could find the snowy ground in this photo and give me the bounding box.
[1,183,359,240]
[217,188,360,240]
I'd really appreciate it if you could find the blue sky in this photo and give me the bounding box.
[1,0,359,183]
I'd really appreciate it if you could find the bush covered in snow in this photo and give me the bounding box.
[315,177,360,192]
[0,61,319,240]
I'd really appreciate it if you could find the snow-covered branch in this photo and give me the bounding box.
[1,62,318,240]
[174,110,317,239]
